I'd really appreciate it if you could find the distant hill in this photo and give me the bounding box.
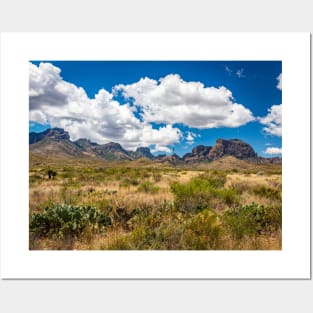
[29,128,281,165]
[29,128,153,161]
[29,128,84,158]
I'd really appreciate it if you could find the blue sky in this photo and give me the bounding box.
[29,61,282,157]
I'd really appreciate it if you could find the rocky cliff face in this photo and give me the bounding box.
[29,128,83,157]
[29,127,70,144]
[182,139,258,163]
[75,138,98,149]
[134,147,154,159]
[207,139,257,161]
[183,145,212,162]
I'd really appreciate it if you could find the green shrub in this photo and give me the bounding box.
[170,178,214,211]
[120,177,140,187]
[107,208,221,250]
[223,203,282,240]
[61,167,74,179]
[170,171,236,212]
[183,209,221,249]
[199,171,227,188]
[153,220,185,249]
[253,186,281,201]
[29,204,111,239]
[216,188,240,206]
[137,181,159,193]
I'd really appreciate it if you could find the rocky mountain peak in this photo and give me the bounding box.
[191,145,211,154]
[45,128,70,140]
[135,147,154,159]
[208,138,257,160]
[183,145,212,162]
[29,127,70,144]
[102,142,124,151]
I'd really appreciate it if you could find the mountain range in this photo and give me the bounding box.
[29,128,281,164]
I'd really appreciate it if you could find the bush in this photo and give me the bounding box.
[253,186,281,201]
[183,209,221,249]
[107,208,221,250]
[216,188,240,206]
[137,181,159,193]
[199,171,227,188]
[120,177,140,187]
[170,171,237,212]
[61,167,74,179]
[29,204,111,239]
[171,178,214,211]
[223,203,282,240]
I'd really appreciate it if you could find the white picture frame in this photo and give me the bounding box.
[0,32,310,279]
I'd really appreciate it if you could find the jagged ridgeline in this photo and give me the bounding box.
[29,128,281,164]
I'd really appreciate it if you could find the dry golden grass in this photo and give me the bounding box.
[29,153,282,250]
[226,172,281,186]
[225,173,282,207]
[29,161,204,214]
[31,226,282,250]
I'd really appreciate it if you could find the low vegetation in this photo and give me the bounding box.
[29,156,282,250]
[223,203,281,246]
[30,204,111,239]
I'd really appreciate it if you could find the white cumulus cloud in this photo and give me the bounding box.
[264,147,282,155]
[29,62,181,152]
[259,104,282,137]
[30,63,258,153]
[114,74,255,129]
